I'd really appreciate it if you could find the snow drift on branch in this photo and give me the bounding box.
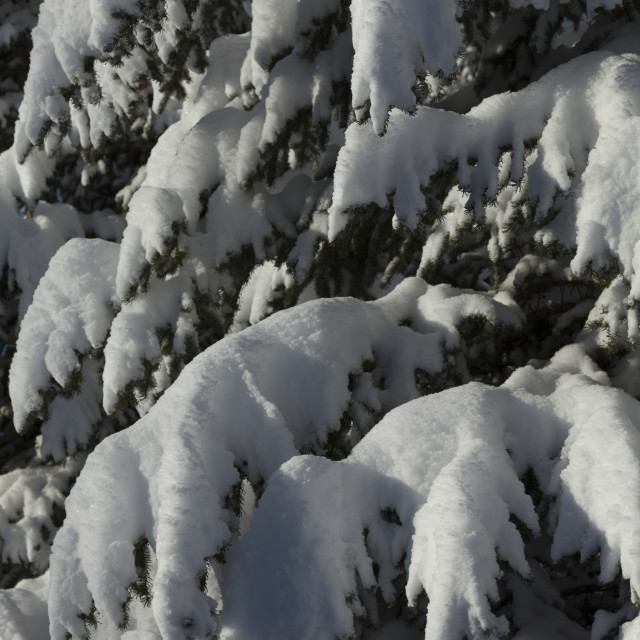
[9,238,119,459]
[348,0,628,133]
[46,282,640,639]
[331,42,640,297]
[47,279,523,639]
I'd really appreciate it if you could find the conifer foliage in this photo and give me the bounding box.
[2,0,640,638]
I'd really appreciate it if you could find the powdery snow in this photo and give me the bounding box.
[0,573,49,640]
[44,279,640,639]
[48,279,525,639]
[221,347,640,640]
[4,2,640,639]
[331,43,640,298]
[10,238,119,438]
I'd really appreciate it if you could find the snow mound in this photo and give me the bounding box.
[331,44,640,297]
[0,573,49,640]
[223,384,539,640]
[48,278,523,639]
[9,238,119,457]
[47,283,640,639]
[222,351,640,639]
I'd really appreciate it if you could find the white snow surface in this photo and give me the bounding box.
[242,0,297,94]
[46,281,640,639]
[6,3,640,639]
[10,238,119,434]
[222,346,640,640]
[5,202,88,319]
[0,573,49,640]
[0,457,85,571]
[349,0,627,133]
[331,40,640,297]
[350,0,460,133]
[12,0,208,160]
[48,279,524,639]
[115,21,349,303]
[106,22,351,408]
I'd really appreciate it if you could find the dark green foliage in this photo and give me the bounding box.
[0,22,33,152]
[313,203,426,300]
[379,507,402,526]
[119,537,153,630]
[113,357,158,414]
[124,221,189,302]
[77,601,100,640]
[297,0,350,60]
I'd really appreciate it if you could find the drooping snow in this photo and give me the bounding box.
[102,270,199,415]
[221,349,640,640]
[48,278,527,639]
[7,203,87,319]
[350,0,460,133]
[0,457,85,572]
[222,385,540,640]
[10,238,119,435]
[331,41,640,298]
[231,261,294,332]
[241,0,298,94]
[5,2,640,639]
[349,0,628,134]
[14,0,213,159]
[44,276,640,638]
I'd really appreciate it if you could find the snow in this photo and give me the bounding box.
[13,0,213,160]
[0,457,85,571]
[5,1,640,639]
[348,0,624,134]
[182,34,251,125]
[231,261,294,331]
[550,385,640,586]
[241,0,298,94]
[221,456,386,640]
[9,238,119,443]
[7,203,88,319]
[330,42,640,299]
[114,105,251,300]
[53,295,380,637]
[0,574,49,640]
[47,306,640,638]
[220,352,640,640]
[102,271,198,415]
[105,16,344,407]
[351,0,460,133]
[42,275,640,638]
[48,279,535,638]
